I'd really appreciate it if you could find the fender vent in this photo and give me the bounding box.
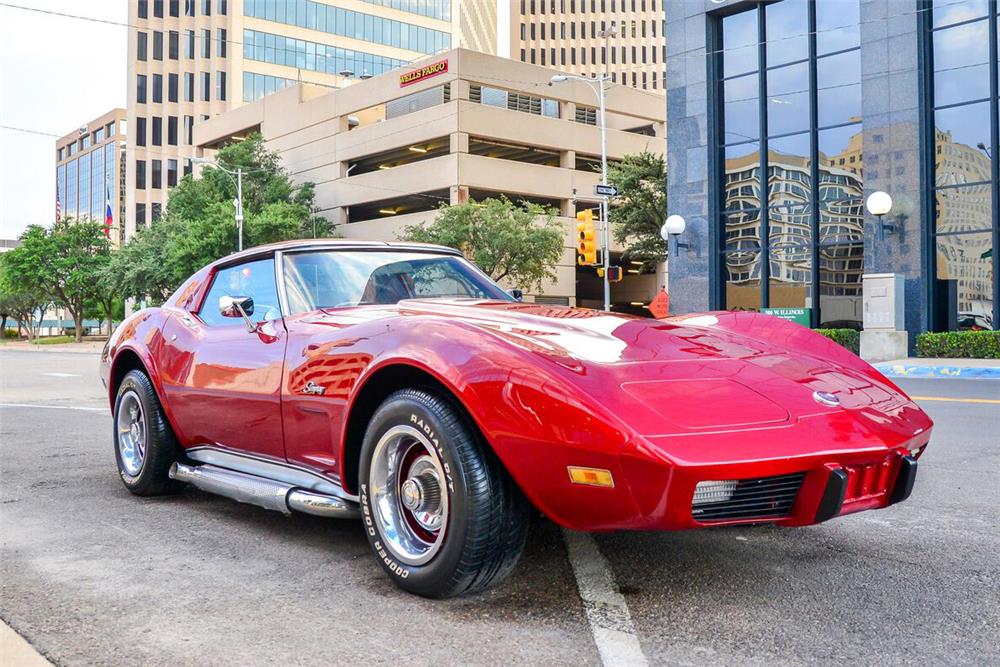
[692,472,806,522]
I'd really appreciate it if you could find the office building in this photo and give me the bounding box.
[126,0,456,240]
[195,48,666,306]
[54,109,127,246]
[501,0,666,93]
[665,0,998,350]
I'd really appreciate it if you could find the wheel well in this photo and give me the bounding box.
[342,364,475,495]
[110,349,147,400]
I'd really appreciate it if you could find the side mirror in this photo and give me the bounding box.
[219,295,256,332]
[509,289,524,302]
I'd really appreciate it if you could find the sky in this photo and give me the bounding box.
[0,1,126,240]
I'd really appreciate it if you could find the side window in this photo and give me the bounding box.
[198,258,281,326]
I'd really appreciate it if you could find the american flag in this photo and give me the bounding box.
[55,195,62,222]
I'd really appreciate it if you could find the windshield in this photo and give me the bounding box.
[282,250,514,314]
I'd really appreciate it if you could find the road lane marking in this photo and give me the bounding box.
[42,372,82,378]
[911,396,1000,405]
[0,403,107,412]
[562,529,648,667]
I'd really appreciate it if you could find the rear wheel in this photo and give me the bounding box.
[113,369,180,496]
[359,388,529,598]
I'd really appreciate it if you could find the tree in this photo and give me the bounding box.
[1,249,55,343]
[1,219,112,342]
[400,197,565,292]
[608,152,668,269]
[108,133,332,304]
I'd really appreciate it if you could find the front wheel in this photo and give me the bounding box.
[359,388,529,598]
[113,369,180,496]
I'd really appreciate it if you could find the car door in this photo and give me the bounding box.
[159,256,288,460]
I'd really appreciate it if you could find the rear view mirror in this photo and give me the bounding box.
[509,289,524,302]
[219,295,256,332]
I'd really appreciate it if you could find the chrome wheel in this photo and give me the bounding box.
[369,424,449,566]
[117,389,146,477]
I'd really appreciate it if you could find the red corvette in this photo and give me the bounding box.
[101,240,932,597]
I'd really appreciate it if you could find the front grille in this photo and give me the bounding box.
[692,472,806,522]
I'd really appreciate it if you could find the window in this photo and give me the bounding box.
[714,0,863,327]
[137,32,148,61]
[216,71,227,100]
[201,0,211,16]
[152,73,162,103]
[136,117,147,146]
[152,203,162,222]
[199,258,282,326]
[169,30,179,59]
[153,31,163,60]
[138,0,148,19]
[136,74,147,104]
[153,0,163,18]
[167,116,178,145]
[202,29,211,58]
[107,121,115,137]
[184,159,193,176]
[136,203,146,226]
[169,0,178,17]
[929,1,998,331]
[183,115,194,144]
[168,73,178,102]
[241,29,407,80]
[185,0,195,16]
[152,159,162,188]
[184,72,194,101]
[218,0,227,14]
[217,28,227,57]
[201,72,210,101]
[167,159,178,186]
[185,30,195,58]
[152,117,162,146]
[136,160,146,189]
[282,251,509,315]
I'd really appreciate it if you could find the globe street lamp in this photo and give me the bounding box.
[661,214,689,256]
[866,190,895,241]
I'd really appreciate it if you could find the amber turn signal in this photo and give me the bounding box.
[567,466,615,488]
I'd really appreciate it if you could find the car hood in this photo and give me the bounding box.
[318,299,927,439]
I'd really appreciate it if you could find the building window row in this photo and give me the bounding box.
[139,0,225,19]
[359,0,449,21]
[138,29,226,62]
[244,0,450,55]
[56,121,118,161]
[243,29,406,79]
[519,0,656,14]
[469,84,559,119]
[521,18,658,41]
[243,72,298,102]
[134,114,194,147]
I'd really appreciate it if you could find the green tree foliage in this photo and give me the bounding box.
[107,133,332,303]
[607,152,668,269]
[0,269,48,342]
[1,219,111,342]
[400,197,564,292]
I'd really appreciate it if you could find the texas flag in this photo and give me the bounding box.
[104,188,113,238]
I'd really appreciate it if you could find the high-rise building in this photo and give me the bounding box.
[125,0,455,241]
[54,109,128,246]
[500,0,665,93]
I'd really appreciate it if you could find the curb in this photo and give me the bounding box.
[874,364,1000,379]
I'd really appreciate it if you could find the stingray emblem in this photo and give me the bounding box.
[812,390,840,407]
[303,381,326,396]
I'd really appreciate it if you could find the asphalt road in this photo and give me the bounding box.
[1,348,998,666]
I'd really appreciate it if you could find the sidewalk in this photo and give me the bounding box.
[0,341,105,354]
[0,621,51,666]
[874,357,1000,379]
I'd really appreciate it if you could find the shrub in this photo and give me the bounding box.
[2,328,19,339]
[815,328,860,355]
[915,330,1000,359]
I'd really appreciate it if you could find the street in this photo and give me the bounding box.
[1,348,998,666]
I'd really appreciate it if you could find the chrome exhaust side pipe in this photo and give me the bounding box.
[170,462,294,514]
[287,489,361,519]
[170,463,360,519]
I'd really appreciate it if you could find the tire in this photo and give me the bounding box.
[113,369,180,496]
[359,388,529,598]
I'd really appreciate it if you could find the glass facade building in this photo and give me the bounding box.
[55,110,127,246]
[666,0,999,346]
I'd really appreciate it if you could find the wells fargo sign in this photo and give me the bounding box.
[400,59,448,87]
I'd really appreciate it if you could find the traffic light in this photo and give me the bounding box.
[596,266,624,282]
[577,209,597,266]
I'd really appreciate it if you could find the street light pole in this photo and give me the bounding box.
[192,156,244,252]
[551,63,614,311]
